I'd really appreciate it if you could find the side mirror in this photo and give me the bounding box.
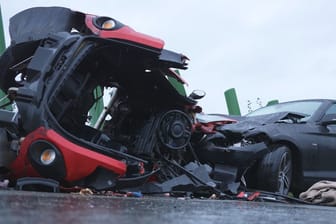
[320,114,336,126]
[189,90,206,100]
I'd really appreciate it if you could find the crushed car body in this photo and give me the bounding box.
[0,7,267,195]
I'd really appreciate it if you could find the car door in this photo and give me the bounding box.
[312,103,336,181]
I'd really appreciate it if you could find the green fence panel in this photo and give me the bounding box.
[224,88,241,116]
[0,5,10,109]
[266,99,279,106]
[168,70,186,96]
[89,86,104,127]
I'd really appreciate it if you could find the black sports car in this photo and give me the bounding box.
[200,99,336,195]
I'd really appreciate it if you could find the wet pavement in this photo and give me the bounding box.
[0,190,335,224]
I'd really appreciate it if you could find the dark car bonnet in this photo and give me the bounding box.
[217,112,307,134]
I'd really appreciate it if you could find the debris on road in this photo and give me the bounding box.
[300,181,336,206]
[0,179,9,188]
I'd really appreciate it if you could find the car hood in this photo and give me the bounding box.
[217,111,306,134]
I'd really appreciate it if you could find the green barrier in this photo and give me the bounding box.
[224,88,241,116]
[89,86,104,127]
[266,99,279,106]
[0,5,5,53]
[0,4,10,110]
[168,70,186,96]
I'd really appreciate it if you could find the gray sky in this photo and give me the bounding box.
[1,0,336,114]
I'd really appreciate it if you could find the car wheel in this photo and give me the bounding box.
[256,145,292,195]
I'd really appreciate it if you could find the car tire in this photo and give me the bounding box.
[256,145,292,195]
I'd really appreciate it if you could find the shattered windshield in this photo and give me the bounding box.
[246,100,323,118]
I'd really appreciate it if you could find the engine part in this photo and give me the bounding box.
[158,110,192,150]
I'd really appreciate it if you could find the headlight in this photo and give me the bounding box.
[94,17,120,30]
[40,149,56,165]
[102,19,116,29]
[28,140,66,180]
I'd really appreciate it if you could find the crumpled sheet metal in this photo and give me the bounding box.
[299,180,336,206]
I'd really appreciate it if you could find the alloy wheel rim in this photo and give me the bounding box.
[277,151,292,194]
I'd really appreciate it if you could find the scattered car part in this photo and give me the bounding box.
[15,177,60,192]
[299,180,336,206]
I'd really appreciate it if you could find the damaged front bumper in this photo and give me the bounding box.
[196,141,269,192]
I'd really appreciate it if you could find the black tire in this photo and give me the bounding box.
[256,145,292,195]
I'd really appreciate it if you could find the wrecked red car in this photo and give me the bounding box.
[0,7,268,195]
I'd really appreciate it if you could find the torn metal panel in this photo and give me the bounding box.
[9,7,85,44]
[120,162,218,196]
[217,112,307,135]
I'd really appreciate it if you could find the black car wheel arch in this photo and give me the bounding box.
[256,145,293,195]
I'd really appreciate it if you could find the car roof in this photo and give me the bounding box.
[277,99,336,104]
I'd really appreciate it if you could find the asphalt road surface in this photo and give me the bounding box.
[0,190,335,224]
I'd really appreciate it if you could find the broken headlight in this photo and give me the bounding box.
[94,17,120,30]
[28,140,66,180]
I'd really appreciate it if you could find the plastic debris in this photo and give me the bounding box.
[79,188,94,196]
[0,179,9,188]
[300,180,336,206]
[126,192,143,198]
